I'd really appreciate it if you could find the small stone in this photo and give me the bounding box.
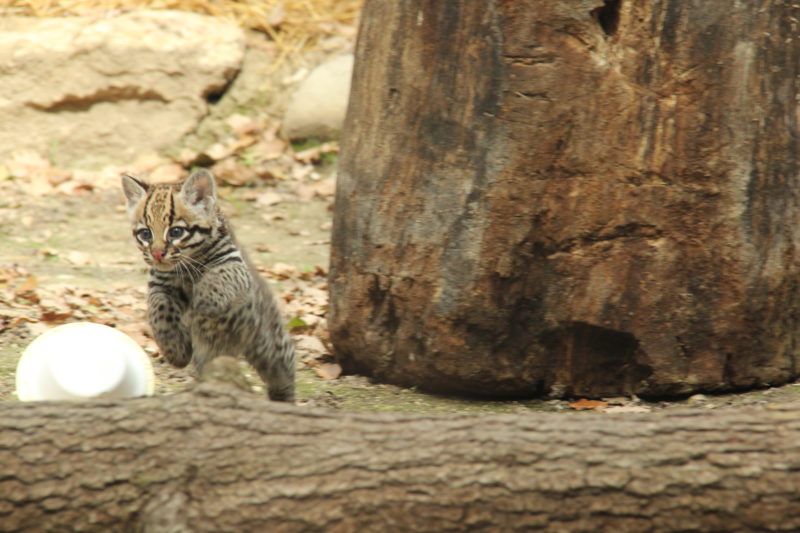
[687,394,708,405]
[282,54,354,140]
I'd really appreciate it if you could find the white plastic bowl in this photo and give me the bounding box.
[16,322,155,401]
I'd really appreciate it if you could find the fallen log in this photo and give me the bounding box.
[1,385,799,532]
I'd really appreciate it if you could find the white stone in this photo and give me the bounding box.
[282,54,354,140]
[0,11,245,168]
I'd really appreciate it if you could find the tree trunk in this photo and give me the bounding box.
[329,0,800,397]
[2,388,800,532]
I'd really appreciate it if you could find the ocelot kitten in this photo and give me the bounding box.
[121,169,296,402]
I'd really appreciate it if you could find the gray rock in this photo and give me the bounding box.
[282,54,353,140]
[0,11,245,168]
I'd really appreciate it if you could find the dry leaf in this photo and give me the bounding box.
[226,113,261,136]
[40,309,73,323]
[16,275,38,293]
[64,251,92,266]
[315,362,342,380]
[255,138,287,160]
[148,164,184,183]
[292,142,338,165]
[309,176,336,198]
[270,262,299,278]
[212,158,257,186]
[132,152,168,172]
[262,213,286,223]
[36,248,59,259]
[568,398,608,411]
[294,183,314,202]
[206,142,233,161]
[291,164,314,181]
[177,148,199,166]
[294,334,327,355]
[256,191,282,207]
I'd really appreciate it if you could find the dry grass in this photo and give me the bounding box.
[1,0,361,51]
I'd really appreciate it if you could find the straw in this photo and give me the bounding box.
[1,0,362,51]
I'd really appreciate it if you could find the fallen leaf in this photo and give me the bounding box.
[254,138,287,160]
[36,248,59,259]
[64,251,92,266]
[256,190,282,207]
[262,213,285,223]
[269,262,299,278]
[309,177,336,198]
[568,398,608,411]
[7,316,37,330]
[286,316,308,330]
[40,309,73,323]
[206,142,234,161]
[292,142,339,164]
[212,158,257,186]
[148,164,184,183]
[132,152,168,172]
[291,164,314,181]
[294,183,314,202]
[226,113,261,136]
[293,334,327,354]
[16,275,38,293]
[315,362,342,380]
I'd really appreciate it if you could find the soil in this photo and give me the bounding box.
[2,29,800,419]
[3,180,800,416]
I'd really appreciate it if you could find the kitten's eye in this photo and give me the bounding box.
[168,227,186,240]
[137,228,153,242]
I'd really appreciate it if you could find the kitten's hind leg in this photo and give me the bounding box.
[265,360,296,402]
[246,337,296,402]
[190,319,221,379]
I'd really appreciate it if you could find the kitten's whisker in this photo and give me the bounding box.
[182,255,208,276]
[177,256,204,282]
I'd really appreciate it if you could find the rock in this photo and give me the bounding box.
[282,54,353,140]
[0,11,245,168]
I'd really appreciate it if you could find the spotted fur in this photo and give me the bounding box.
[121,169,296,402]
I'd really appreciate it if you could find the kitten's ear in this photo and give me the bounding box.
[181,169,217,215]
[121,174,148,214]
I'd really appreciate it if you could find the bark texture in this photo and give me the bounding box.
[330,0,800,397]
[2,388,800,532]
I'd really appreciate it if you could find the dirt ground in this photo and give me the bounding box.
[4,174,800,417]
[2,26,800,418]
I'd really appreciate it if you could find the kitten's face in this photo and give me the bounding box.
[121,171,217,272]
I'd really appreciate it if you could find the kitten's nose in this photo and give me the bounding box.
[152,249,165,261]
